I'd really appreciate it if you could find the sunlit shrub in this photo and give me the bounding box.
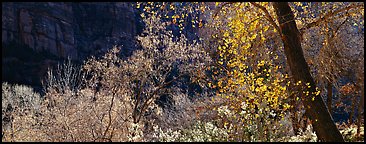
[338,123,364,142]
[151,121,229,142]
[2,82,42,141]
[276,124,317,142]
[29,13,212,142]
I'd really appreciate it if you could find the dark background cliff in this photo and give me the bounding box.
[2,2,145,87]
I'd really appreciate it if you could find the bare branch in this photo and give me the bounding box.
[136,74,184,123]
[300,3,364,34]
[102,87,116,139]
[331,16,349,39]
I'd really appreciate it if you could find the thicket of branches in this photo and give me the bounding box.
[2,2,364,142]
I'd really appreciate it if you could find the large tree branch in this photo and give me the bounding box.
[250,2,281,34]
[132,79,144,123]
[300,3,364,34]
[135,73,184,123]
[103,87,116,140]
[331,16,349,39]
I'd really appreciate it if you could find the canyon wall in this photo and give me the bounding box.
[2,2,140,60]
[2,2,142,86]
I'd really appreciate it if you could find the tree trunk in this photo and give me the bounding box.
[290,93,301,135]
[349,90,357,124]
[327,81,333,115]
[272,2,344,142]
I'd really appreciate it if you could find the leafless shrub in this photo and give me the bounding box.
[81,14,212,141]
[42,58,82,94]
[37,87,134,142]
[2,82,42,141]
[16,13,213,142]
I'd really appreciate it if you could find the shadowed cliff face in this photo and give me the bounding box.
[2,2,142,86]
[2,2,140,60]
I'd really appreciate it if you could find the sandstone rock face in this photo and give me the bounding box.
[2,2,141,86]
[2,2,139,61]
[2,2,201,87]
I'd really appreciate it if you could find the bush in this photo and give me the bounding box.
[81,14,212,141]
[338,123,364,142]
[38,88,135,141]
[277,124,317,142]
[2,82,42,141]
[42,58,82,94]
[3,13,212,142]
[151,121,229,142]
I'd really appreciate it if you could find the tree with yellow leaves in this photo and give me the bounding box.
[207,2,363,142]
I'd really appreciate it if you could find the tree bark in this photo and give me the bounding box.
[327,81,333,115]
[272,2,344,142]
[349,89,357,124]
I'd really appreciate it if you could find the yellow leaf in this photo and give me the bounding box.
[315,91,321,96]
[172,18,177,24]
